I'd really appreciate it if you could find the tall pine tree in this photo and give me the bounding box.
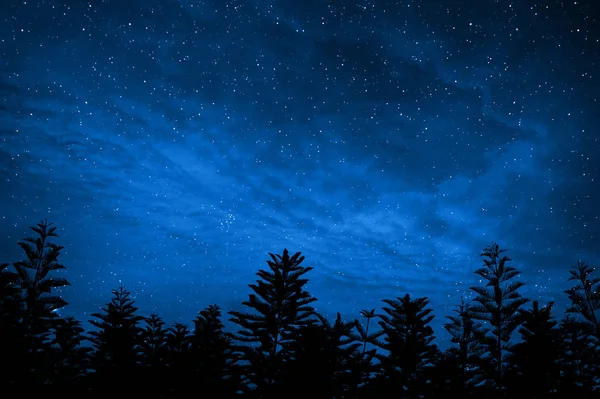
[0,262,24,386]
[11,220,70,385]
[505,301,562,398]
[565,261,600,338]
[47,316,91,388]
[469,242,528,391]
[228,249,317,398]
[439,298,487,396]
[88,285,143,393]
[282,312,361,399]
[191,304,238,397]
[373,294,439,399]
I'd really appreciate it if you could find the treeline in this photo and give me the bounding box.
[1,220,599,398]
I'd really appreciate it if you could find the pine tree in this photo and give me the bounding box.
[88,286,143,392]
[11,220,70,385]
[505,301,562,398]
[0,262,21,319]
[352,309,383,356]
[139,313,167,368]
[469,242,528,390]
[228,249,317,398]
[373,294,439,399]
[138,314,168,396]
[438,298,487,396]
[191,304,238,397]
[164,322,193,397]
[12,220,70,323]
[47,316,91,386]
[565,261,600,338]
[557,316,600,394]
[0,262,25,386]
[348,309,384,398]
[282,312,361,399]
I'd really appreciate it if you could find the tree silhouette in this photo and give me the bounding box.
[469,242,528,391]
[505,301,562,398]
[47,316,91,387]
[10,220,70,385]
[557,316,600,394]
[138,314,168,396]
[348,308,384,398]
[191,304,239,397]
[565,261,600,338]
[163,322,192,397]
[352,309,383,356]
[436,297,487,396]
[139,313,167,368]
[282,312,361,398]
[0,262,25,386]
[88,285,143,393]
[373,294,439,399]
[228,249,317,398]
[0,261,21,317]
[3,218,600,397]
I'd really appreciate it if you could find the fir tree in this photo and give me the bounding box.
[11,220,70,385]
[164,322,193,397]
[0,262,25,386]
[469,242,528,390]
[352,309,383,356]
[557,316,600,394]
[88,286,143,392]
[228,249,317,398]
[139,313,167,369]
[505,301,562,398]
[565,261,600,338]
[47,316,91,386]
[138,314,168,396]
[12,220,70,322]
[0,262,21,318]
[281,312,361,399]
[373,294,439,399]
[439,298,487,395]
[348,309,384,398]
[191,304,238,397]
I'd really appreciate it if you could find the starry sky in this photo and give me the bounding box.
[1,0,599,342]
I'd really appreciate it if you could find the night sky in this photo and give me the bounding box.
[1,0,599,343]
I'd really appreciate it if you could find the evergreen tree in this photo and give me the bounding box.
[352,309,383,356]
[138,314,168,396]
[0,262,25,386]
[505,301,562,398]
[348,309,384,398]
[557,316,600,394]
[373,294,439,399]
[228,249,317,398]
[281,312,361,399]
[12,220,70,324]
[565,261,600,338]
[139,313,167,368]
[11,220,70,385]
[469,242,528,390]
[191,304,238,397]
[163,322,193,397]
[47,316,91,386]
[88,286,143,392]
[0,262,21,318]
[436,298,487,396]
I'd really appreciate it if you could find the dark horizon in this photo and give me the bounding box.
[1,222,599,398]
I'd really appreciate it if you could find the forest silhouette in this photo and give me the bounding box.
[1,220,599,398]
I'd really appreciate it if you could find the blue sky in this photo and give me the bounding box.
[1,0,599,343]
